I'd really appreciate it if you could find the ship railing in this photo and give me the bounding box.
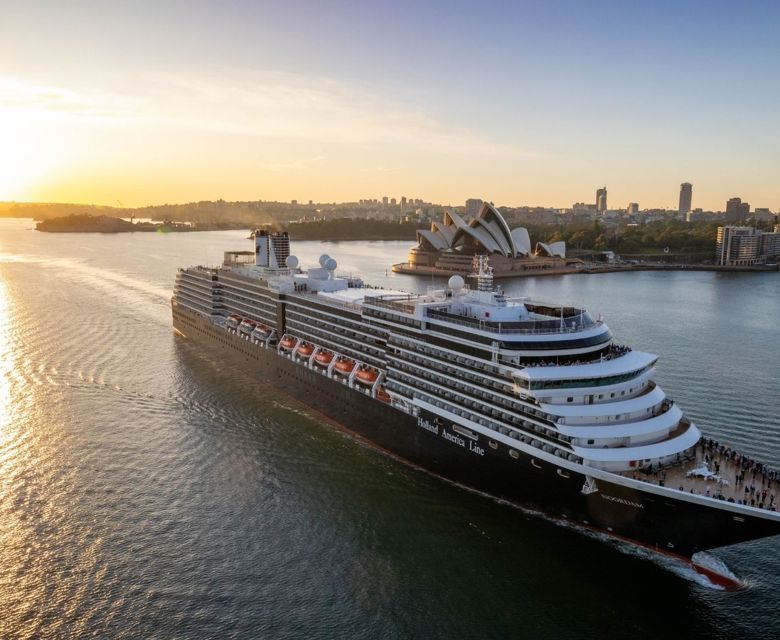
[425,308,600,335]
[363,295,418,314]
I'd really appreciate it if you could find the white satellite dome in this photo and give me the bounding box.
[325,258,338,271]
[286,255,299,269]
[448,274,465,291]
[318,254,331,267]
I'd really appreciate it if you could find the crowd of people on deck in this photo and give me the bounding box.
[635,438,778,511]
[696,438,778,510]
[524,345,632,368]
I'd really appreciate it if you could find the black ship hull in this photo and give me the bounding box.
[173,306,780,561]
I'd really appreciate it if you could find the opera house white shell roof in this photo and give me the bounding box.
[414,203,564,259]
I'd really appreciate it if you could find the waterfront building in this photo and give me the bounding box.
[627,202,639,215]
[398,203,571,276]
[716,226,762,266]
[760,231,780,258]
[678,183,692,215]
[596,187,607,213]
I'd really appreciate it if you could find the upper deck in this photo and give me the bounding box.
[363,292,600,336]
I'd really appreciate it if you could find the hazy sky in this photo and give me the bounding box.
[2,0,778,209]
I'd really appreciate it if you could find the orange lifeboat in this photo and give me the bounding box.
[333,358,355,375]
[279,336,297,350]
[239,319,256,334]
[314,350,334,366]
[297,343,314,357]
[376,387,391,403]
[355,367,379,385]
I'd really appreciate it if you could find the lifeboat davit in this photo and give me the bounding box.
[279,336,297,350]
[314,350,334,366]
[355,367,379,385]
[297,343,314,357]
[333,358,355,375]
[376,387,391,403]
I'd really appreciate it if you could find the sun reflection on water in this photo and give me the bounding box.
[0,275,16,442]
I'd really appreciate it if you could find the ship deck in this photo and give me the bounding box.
[622,440,779,510]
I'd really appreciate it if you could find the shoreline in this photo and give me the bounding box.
[391,262,779,279]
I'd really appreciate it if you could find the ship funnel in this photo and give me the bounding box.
[470,255,494,292]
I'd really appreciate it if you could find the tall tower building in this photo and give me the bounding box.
[465,198,484,218]
[725,197,746,222]
[596,187,607,213]
[679,183,692,215]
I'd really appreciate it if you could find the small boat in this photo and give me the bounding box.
[355,367,378,385]
[314,350,334,366]
[297,343,314,357]
[333,358,355,375]
[252,324,270,339]
[279,336,297,350]
[376,387,391,403]
[225,315,241,329]
[239,319,256,334]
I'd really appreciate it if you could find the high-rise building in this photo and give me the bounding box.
[725,197,749,222]
[627,202,639,215]
[715,226,762,266]
[382,196,389,206]
[465,198,483,218]
[390,198,397,206]
[760,231,780,258]
[596,187,607,213]
[400,196,407,209]
[678,183,692,215]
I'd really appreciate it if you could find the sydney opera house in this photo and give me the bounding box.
[392,203,575,277]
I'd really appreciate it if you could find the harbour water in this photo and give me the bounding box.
[0,218,779,639]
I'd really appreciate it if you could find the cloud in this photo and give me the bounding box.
[0,71,529,157]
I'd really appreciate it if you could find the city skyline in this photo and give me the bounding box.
[2,1,779,210]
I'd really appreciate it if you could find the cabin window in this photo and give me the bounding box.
[567,397,574,403]
[587,439,595,445]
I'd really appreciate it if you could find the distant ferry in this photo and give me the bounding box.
[172,230,780,584]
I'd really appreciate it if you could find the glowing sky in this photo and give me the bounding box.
[2,0,779,209]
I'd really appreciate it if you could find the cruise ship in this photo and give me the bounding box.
[172,230,780,580]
